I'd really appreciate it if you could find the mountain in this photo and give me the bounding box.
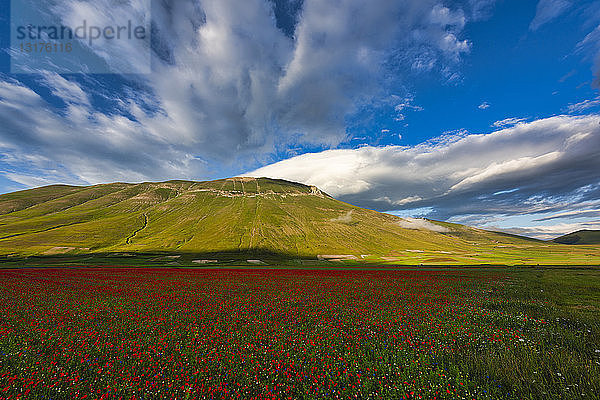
[553,230,600,245]
[0,177,598,265]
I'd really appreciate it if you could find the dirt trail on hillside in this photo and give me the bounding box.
[126,213,148,245]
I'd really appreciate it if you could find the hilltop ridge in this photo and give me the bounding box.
[553,230,600,245]
[0,177,598,265]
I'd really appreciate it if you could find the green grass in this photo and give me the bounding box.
[441,267,600,399]
[0,177,598,265]
[554,230,600,245]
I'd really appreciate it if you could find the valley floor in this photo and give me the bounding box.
[0,266,598,399]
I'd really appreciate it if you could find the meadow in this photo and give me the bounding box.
[2,179,599,266]
[0,267,598,399]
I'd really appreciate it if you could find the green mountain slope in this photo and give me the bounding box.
[553,230,600,245]
[0,177,598,265]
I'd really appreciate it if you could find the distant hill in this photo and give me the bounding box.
[0,177,598,265]
[553,230,600,245]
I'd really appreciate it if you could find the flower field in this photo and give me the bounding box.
[0,268,598,399]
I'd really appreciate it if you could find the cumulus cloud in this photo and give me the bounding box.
[0,0,474,186]
[414,4,471,62]
[430,4,466,29]
[247,115,600,221]
[438,33,471,60]
[478,101,490,110]
[530,0,572,31]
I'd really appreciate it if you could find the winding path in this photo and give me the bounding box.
[125,213,148,245]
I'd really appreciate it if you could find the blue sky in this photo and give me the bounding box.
[0,0,599,239]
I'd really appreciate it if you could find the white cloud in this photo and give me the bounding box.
[397,217,450,232]
[492,117,527,128]
[40,72,91,107]
[576,20,600,82]
[533,208,600,221]
[392,94,424,121]
[50,0,152,73]
[469,0,497,21]
[530,0,572,31]
[1,0,476,187]
[429,4,466,29]
[427,5,470,60]
[331,210,354,223]
[448,151,562,192]
[1,172,68,188]
[411,56,436,72]
[567,97,600,113]
[495,221,600,240]
[577,24,600,54]
[247,115,600,221]
[394,95,424,113]
[478,101,490,110]
[0,79,203,185]
[438,33,471,60]
[389,196,422,206]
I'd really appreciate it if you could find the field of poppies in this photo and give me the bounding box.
[0,267,598,399]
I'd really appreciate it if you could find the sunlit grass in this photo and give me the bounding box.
[0,267,598,399]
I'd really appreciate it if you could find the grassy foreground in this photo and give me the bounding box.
[0,266,598,399]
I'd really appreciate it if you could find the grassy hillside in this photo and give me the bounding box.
[553,230,600,245]
[0,177,598,265]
